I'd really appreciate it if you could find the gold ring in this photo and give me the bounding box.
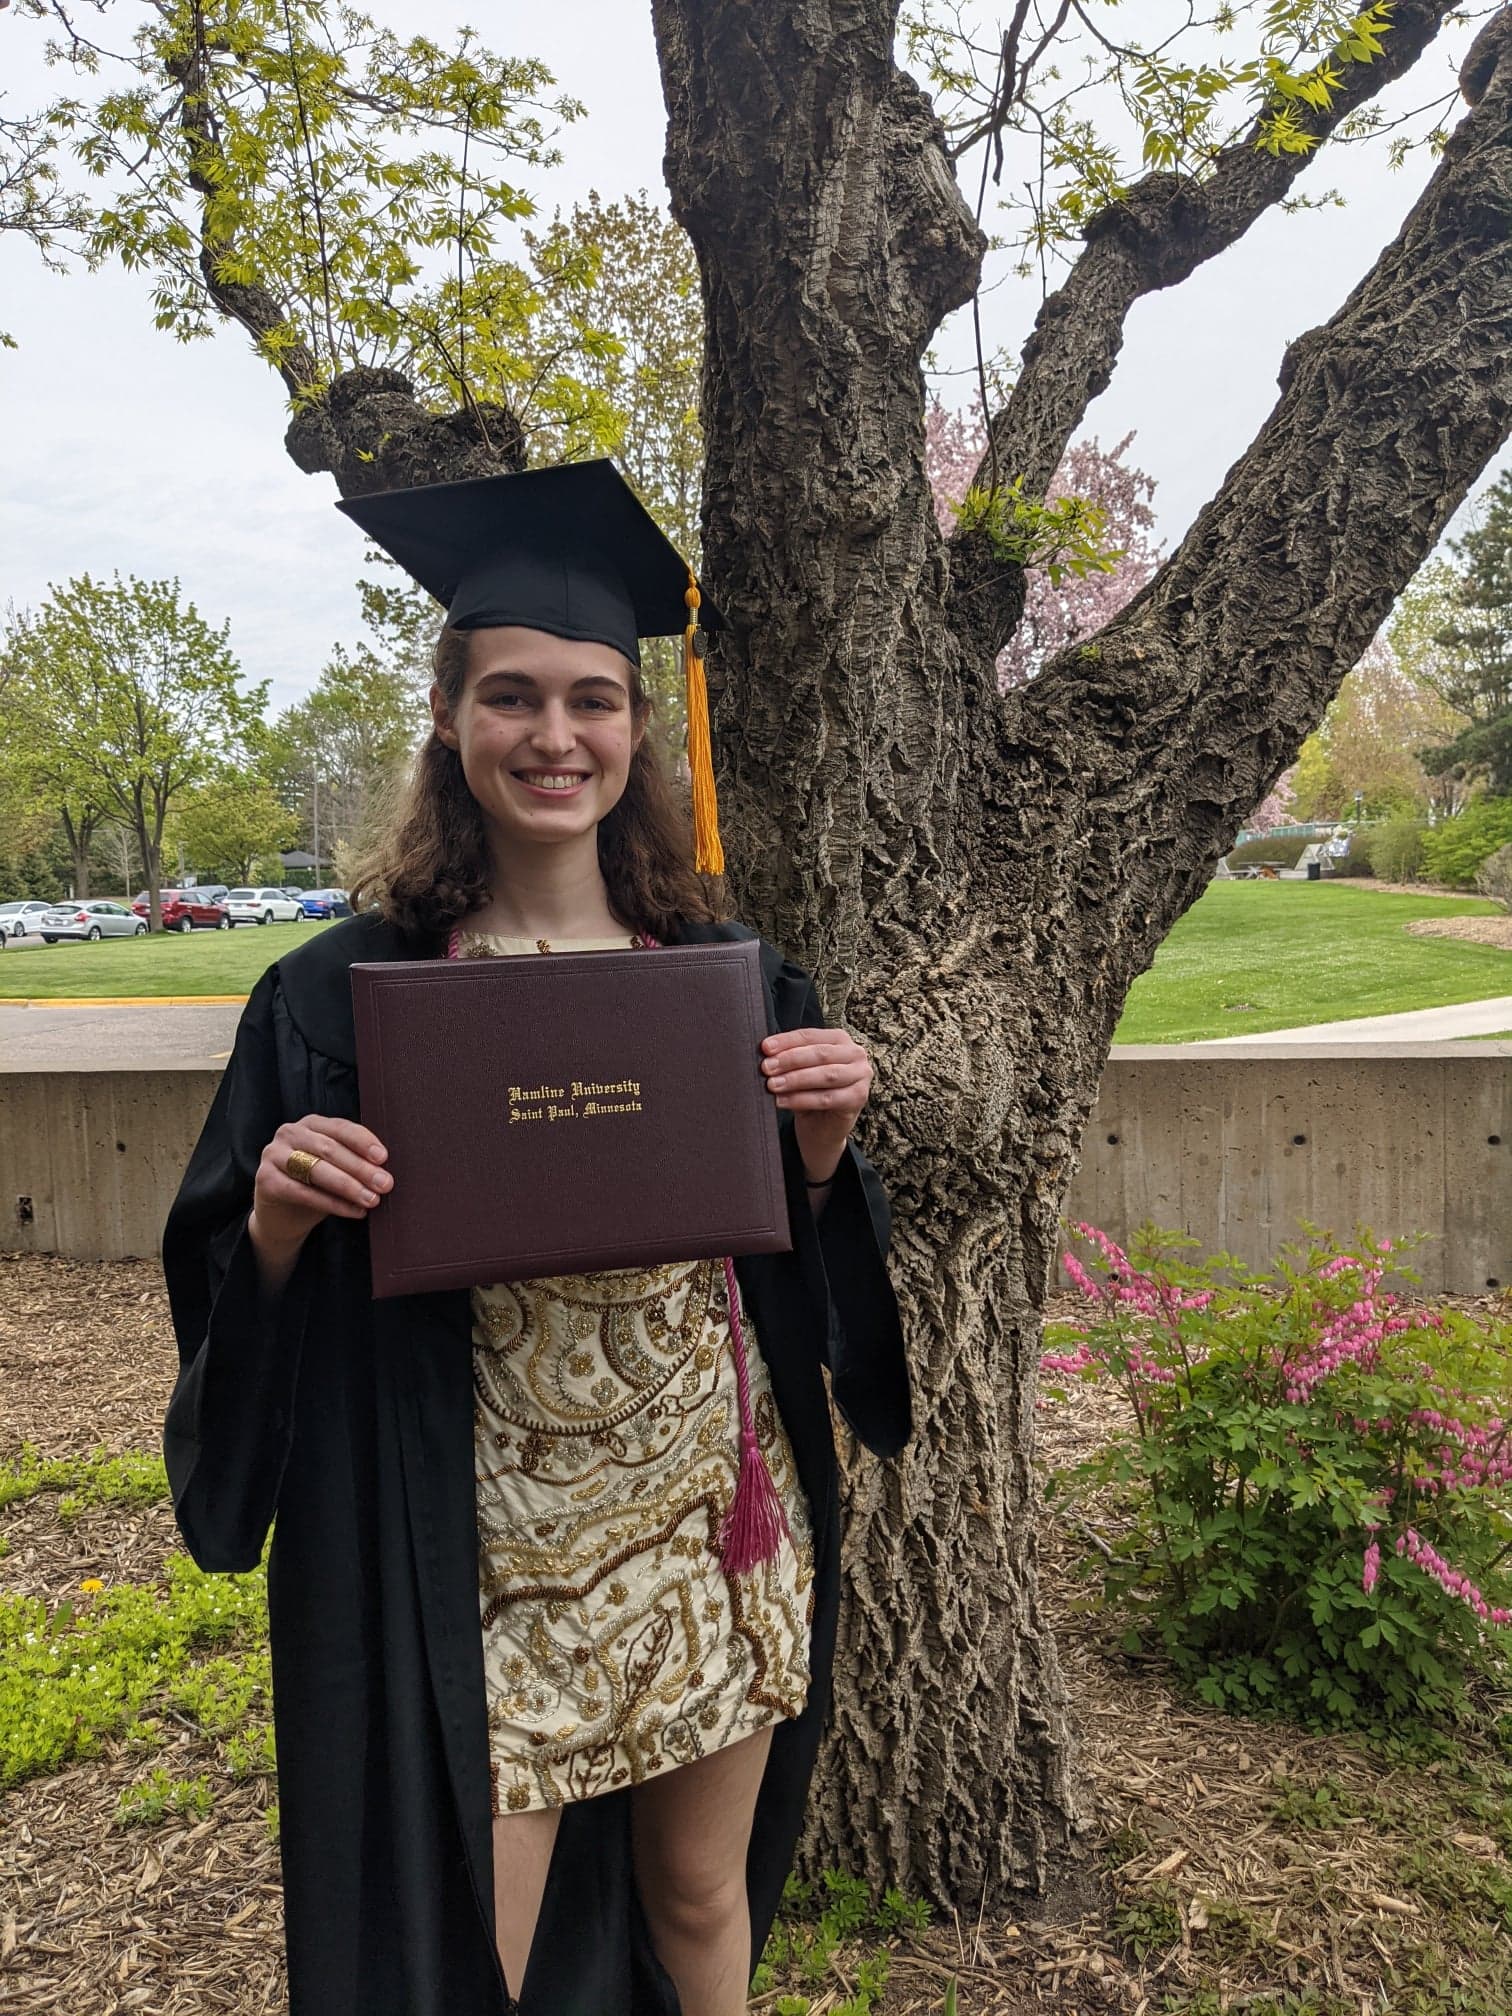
[285,1149,321,1186]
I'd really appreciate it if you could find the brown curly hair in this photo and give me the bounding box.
[348,624,726,943]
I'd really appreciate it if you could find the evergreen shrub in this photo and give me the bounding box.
[1043,1224,1512,1726]
[1419,798,1512,889]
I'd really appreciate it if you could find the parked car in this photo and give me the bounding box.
[298,888,353,919]
[223,886,304,926]
[0,899,58,940]
[37,900,148,942]
[187,883,231,907]
[131,889,231,932]
[281,886,308,902]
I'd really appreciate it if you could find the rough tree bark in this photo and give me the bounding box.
[647,0,1512,1905]
[59,805,102,900]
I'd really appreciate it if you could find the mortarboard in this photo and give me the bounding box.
[336,459,727,874]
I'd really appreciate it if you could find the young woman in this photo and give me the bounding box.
[162,461,910,2016]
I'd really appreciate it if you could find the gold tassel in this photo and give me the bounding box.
[683,569,724,876]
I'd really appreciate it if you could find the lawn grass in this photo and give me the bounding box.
[4,885,1510,1041]
[1112,880,1512,1043]
[0,918,332,1000]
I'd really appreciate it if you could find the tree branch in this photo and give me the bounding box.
[947,0,1466,655]
[162,16,526,495]
[1007,6,1512,1001]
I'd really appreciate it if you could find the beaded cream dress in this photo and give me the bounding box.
[462,931,815,1816]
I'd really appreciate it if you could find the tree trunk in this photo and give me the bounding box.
[650,0,1082,1900]
[136,808,161,933]
[651,0,1512,1906]
[60,807,94,900]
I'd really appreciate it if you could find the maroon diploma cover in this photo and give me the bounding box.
[350,938,792,1298]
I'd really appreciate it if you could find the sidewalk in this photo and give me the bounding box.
[0,1001,241,1068]
[1203,994,1512,1044]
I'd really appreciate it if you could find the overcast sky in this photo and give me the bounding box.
[1,3,1504,718]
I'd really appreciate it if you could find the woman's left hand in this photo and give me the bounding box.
[759,1027,872,1183]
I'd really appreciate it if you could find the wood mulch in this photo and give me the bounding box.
[1345,877,1501,903]
[2,1255,1509,2013]
[1401,915,1512,950]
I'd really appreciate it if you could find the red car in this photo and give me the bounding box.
[131,889,231,933]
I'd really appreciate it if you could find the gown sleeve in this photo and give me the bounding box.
[161,967,318,1573]
[768,954,912,1459]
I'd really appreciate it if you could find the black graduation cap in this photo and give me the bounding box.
[334,459,722,669]
[335,459,728,874]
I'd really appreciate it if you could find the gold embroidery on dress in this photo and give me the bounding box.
[464,932,814,1817]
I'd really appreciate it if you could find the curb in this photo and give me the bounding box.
[3,995,250,1009]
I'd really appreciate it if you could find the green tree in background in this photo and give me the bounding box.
[1286,635,1468,823]
[519,191,702,555]
[5,576,267,929]
[1414,470,1512,794]
[1,611,113,897]
[518,191,704,733]
[169,769,295,885]
[265,644,422,873]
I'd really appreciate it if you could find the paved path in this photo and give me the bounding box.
[0,1001,243,1069]
[3,990,1511,1071]
[1204,994,1512,1044]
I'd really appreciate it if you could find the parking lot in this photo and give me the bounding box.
[0,912,335,1010]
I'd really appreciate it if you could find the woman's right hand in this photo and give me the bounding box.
[248,1116,393,1284]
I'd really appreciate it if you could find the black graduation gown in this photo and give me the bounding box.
[161,912,910,2016]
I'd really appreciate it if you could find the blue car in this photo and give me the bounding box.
[300,888,353,919]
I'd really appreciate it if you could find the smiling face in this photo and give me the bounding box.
[430,625,646,859]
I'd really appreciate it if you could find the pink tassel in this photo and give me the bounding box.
[717,1256,790,1575]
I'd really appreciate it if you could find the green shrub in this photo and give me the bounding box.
[0,1551,268,1786]
[1419,797,1512,889]
[1044,1223,1512,1726]
[1333,825,1376,876]
[226,1719,278,1779]
[1369,812,1428,883]
[0,1443,169,1518]
[115,1766,216,1827]
[752,1869,926,2012]
[1226,834,1312,870]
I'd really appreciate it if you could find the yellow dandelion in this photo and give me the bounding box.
[79,1578,105,1593]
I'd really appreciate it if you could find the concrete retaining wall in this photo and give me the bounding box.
[2,1046,1508,1293]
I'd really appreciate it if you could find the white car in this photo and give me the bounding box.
[0,900,58,940]
[224,886,305,926]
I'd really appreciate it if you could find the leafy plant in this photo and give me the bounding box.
[115,1766,215,1827]
[953,479,1124,586]
[1044,1223,1512,1726]
[1368,810,1427,883]
[0,1443,169,1518]
[226,1719,278,1780]
[1113,1883,1184,1960]
[0,1550,268,1786]
[753,1868,928,2010]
